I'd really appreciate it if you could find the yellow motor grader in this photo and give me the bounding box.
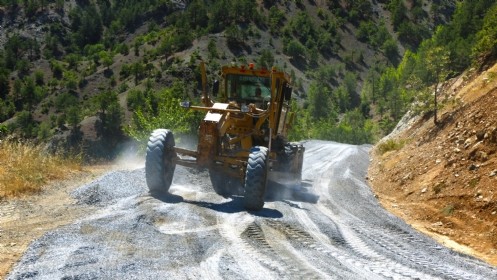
[145,62,304,210]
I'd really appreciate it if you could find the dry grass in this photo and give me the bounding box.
[0,140,82,199]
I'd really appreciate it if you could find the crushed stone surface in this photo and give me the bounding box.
[7,141,497,279]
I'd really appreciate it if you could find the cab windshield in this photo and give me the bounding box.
[226,74,270,101]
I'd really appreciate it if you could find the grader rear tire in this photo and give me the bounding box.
[209,169,231,197]
[244,146,268,211]
[145,129,176,195]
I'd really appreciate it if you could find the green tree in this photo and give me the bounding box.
[37,121,52,141]
[12,79,22,106]
[382,39,399,64]
[231,0,256,23]
[285,40,305,59]
[16,59,31,77]
[268,6,285,34]
[55,92,79,112]
[95,91,123,139]
[99,50,114,70]
[225,25,243,45]
[343,72,359,108]
[50,59,64,79]
[185,0,209,29]
[55,0,64,12]
[0,73,9,99]
[44,35,60,59]
[388,0,407,28]
[472,3,497,61]
[312,64,338,87]
[207,39,218,60]
[21,77,36,110]
[4,34,26,70]
[70,5,103,48]
[425,46,451,124]
[131,62,145,85]
[127,89,147,111]
[34,70,44,86]
[16,110,37,138]
[429,0,496,72]
[287,11,318,47]
[126,82,202,142]
[258,49,274,69]
[67,106,81,132]
[334,85,350,113]
[307,82,331,120]
[134,40,141,56]
[25,0,40,18]
[63,70,79,90]
[64,53,80,70]
[0,99,15,122]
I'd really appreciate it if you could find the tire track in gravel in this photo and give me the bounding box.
[6,141,497,279]
[241,221,324,279]
[301,141,497,280]
[352,224,479,280]
[262,218,362,279]
[216,213,286,279]
[142,186,238,279]
[302,202,437,279]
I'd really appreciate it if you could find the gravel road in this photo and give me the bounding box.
[7,140,497,279]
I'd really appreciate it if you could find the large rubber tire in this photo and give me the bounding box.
[244,146,268,211]
[145,129,176,194]
[209,169,231,197]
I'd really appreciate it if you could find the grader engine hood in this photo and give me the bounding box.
[203,103,230,123]
[203,102,263,153]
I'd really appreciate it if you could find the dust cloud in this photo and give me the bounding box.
[112,133,199,170]
[113,140,144,170]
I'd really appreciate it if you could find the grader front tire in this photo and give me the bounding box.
[145,129,176,195]
[243,146,268,211]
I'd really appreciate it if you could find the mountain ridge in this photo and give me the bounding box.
[1,0,457,150]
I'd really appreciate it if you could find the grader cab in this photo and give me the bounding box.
[145,62,304,210]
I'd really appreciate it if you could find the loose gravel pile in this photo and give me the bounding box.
[72,169,147,207]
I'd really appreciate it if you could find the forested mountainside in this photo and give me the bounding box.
[1,0,496,157]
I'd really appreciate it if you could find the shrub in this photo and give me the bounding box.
[34,71,45,86]
[37,121,52,141]
[441,204,455,216]
[285,39,306,59]
[433,182,447,194]
[50,60,64,79]
[0,124,8,138]
[16,110,38,138]
[376,138,406,155]
[127,89,147,111]
[126,82,203,144]
[55,92,79,112]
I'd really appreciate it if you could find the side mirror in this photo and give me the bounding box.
[212,80,219,97]
[284,84,292,101]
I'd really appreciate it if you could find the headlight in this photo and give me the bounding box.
[241,104,249,113]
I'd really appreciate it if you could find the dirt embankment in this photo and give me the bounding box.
[368,63,497,266]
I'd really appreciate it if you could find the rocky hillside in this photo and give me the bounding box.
[369,62,497,266]
[0,0,458,154]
